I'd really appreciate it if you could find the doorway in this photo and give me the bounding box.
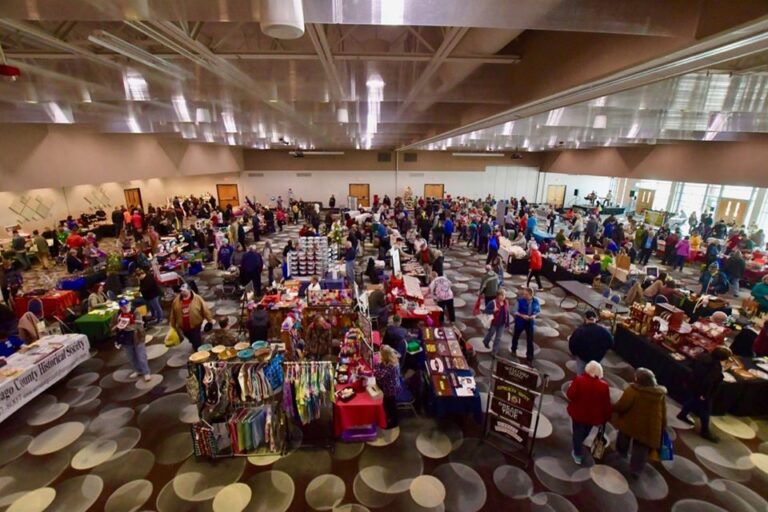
[546,184,566,209]
[216,184,240,208]
[123,188,143,212]
[635,188,656,213]
[424,184,445,199]
[716,198,749,226]
[349,183,370,207]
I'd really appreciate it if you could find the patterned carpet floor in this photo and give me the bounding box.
[2,223,767,512]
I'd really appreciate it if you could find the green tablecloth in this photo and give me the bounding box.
[75,309,117,342]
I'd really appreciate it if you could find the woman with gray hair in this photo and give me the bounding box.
[566,361,612,465]
[612,368,667,478]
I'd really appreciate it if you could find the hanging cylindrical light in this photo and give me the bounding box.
[336,105,349,124]
[260,0,305,40]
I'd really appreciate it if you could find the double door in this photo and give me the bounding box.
[635,188,655,213]
[716,198,749,226]
[546,184,566,208]
[349,184,370,207]
[217,184,240,208]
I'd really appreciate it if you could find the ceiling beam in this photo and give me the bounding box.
[3,50,520,64]
[334,25,357,52]
[396,26,470,118]
[190,21,204,40]
[210,21,243,50]
[407,27,435,53]
[397,15,768,151]
[305,23,346,101]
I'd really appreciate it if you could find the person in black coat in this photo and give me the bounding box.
[723,251,746,297]
[240,245,264,296]
[136,269,164,323]
[677,346,732,442]
[246,304,269,342]
[638,229,658,266]
[568,310,614,374]
[111,207,124,235]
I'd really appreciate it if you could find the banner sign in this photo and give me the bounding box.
[490,395,533,428]
[0,334,90,423]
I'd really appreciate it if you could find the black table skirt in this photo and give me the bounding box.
[507,258,529,276]
[613,325,768,416]
[542,259,596,284]
[93,224,116,238]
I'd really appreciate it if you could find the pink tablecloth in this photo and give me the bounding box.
[334,385,387,437]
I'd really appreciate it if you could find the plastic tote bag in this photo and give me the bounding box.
[473,296,492,329]
[660,430,674,461]
[164,327,181,347]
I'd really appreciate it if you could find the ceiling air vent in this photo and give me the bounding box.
[377,152,392,162]
[247,172,264,177]
[409,173,424,177]
[296,172,312,177]
[404,152,418,162]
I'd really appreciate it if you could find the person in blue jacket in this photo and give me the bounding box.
[512,287,541,365]
[217,238,235,269]
[526,214,538,241]
[443,216,454,249]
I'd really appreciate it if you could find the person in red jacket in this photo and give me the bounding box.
[567,361,612,465]
[526,243,543,289]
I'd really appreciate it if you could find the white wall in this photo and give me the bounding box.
[536,172,614,207]
[239,165,540,205]
[0,174,242,232]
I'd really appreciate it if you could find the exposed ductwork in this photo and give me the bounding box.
[415,28,523,113]
[259,0,305,40]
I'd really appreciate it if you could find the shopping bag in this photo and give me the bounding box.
[478,313,492,329]
[164,327,181,347]
[660,430,674,461]
[590,424,609,461]
[472,296,482,316]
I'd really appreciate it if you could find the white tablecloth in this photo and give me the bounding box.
[0,334,90,423]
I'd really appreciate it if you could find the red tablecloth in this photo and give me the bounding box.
[743,267,768,286]
[333,384,387,437]
[14,290,79,318]
[395,304,442,326]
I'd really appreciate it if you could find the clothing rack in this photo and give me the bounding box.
[187,352,287,459]
[282,360,336,449]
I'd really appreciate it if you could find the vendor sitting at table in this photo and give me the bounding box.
[66,249,85,274]
[87,283,109,311]
[751,275,768,312]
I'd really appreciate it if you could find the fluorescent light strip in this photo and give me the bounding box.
[452,152,505,157]
[221,111,237,133]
